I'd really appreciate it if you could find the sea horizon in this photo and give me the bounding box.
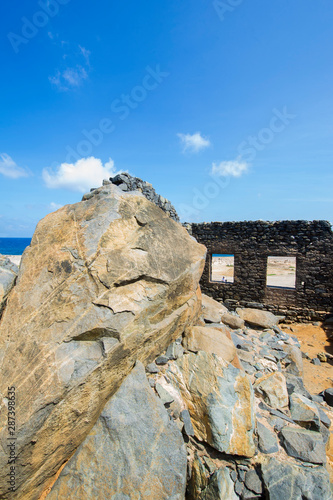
[0,237,32,256]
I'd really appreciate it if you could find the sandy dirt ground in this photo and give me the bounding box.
[3,255,22,266]
[283,322,333,481]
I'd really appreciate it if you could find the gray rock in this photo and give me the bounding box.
[279,427,326,464]
[0,256,18,316]
[285,373,312,399]
[324,388,333,406]
[146,362,159,373]
[202,467,238,499]
[148,377,155,388]
[311,358,321,366]
[257,421,279,454]
[241,361,256,375]
[165,342,184,360]
[315,404,331,428]
[312,394,325,404]
[110,172,180,221]
[155,382,174,405]
[241,486,261,499]
[165,342,178,360]
[234,479,244,496]
[155,355,169,365]
[47,361,187,499]
[259,401,295,424]
[289,393,321,430]
[180,409,194,437]
[230,469,237,482]
[261,457,332,500]
[244,469,262,495]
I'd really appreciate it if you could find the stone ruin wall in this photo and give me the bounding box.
[185,220,333,322]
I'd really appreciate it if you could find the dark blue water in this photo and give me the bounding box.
[0,238,32,255]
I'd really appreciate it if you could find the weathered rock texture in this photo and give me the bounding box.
[186,220,333,321]
[47,361,187,500]
[167,351,255,457]
[0,183,206,499]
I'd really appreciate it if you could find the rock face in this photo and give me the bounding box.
[0,255,18,317]
[0,183,206,499]
[47,361,187,500]
[167,351,255,457]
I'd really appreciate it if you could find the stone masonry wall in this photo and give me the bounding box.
[185,220,333,322]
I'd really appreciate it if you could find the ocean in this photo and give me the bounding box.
[0,238,32,255]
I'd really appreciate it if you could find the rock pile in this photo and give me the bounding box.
[83,172,180,222]
[44,295,333,499]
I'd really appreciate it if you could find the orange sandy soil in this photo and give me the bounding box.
[283,322,333,482]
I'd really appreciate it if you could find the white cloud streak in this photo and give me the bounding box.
[42,157,122,192]
[49,45,91,91]
[178,132,211,153]
[0,153,30,179]
[211,159,249,178]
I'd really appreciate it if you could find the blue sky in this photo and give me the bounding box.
[0,0,333,237]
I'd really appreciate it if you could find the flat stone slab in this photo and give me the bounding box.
[279,427,326,464]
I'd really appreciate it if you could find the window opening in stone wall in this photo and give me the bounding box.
[211,254,234,283]
[266,256,296,289]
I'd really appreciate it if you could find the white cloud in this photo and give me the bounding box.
[211,159,249,178]
[0,153,30,179]
[43,157,122,192]
[49,66,88,91]
[79,46,91,66]
[178,132,211,153]
[49,43,91,91]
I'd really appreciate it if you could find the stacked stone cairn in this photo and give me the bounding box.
[83,171,180,222]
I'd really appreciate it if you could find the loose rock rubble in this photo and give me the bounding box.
[145,294,333,499]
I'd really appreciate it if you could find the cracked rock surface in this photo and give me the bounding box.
[0,183,205,500]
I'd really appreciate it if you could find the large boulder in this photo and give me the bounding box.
[167,351,255,457]
[236,308,279,329]
[0,183,206,499]
[183,325,237,364]
[0,255,18,317]
[47,361,187,499]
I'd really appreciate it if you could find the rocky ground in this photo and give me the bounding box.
[282,322,333,480]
